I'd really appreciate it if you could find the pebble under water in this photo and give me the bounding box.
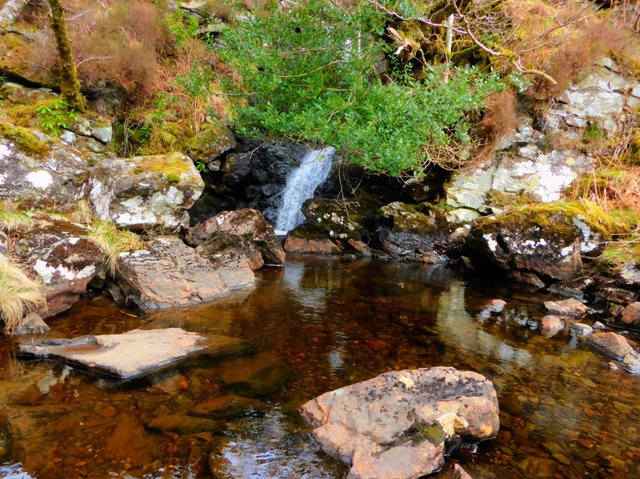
[0,257,639,479]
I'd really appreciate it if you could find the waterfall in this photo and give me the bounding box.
[274,146,335,235]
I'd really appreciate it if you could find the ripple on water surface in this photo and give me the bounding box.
[0,257,639,478]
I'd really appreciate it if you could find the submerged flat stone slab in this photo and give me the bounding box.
[18,328,251,379]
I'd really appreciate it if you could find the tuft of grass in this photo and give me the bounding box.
[0,256,45,335]
[0,209,32,232]
[88,221,145,276]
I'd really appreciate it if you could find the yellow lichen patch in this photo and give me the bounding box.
[134,152,193,176]
[0,120,48,155]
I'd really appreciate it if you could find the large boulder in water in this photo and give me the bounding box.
[377,202,455,263]
[187,209,285,270]
[300,367,499,479]
[88,152,203,231]
[467,205,608,284]
[116,237,254,310]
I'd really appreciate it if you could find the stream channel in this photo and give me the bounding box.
[0,257,639,478]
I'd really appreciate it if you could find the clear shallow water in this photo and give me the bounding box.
[0,257,639,478]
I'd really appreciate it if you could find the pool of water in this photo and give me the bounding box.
[0,257,639,478]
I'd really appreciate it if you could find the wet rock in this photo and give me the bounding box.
[221,139,307,223]
[105,413,155,464]
[622,353,640,374]
[89,152,203,230]
[347,239,373,257]
[479,299,506,319]
[586,332,634,360]
[18,328,249,379]
[187,209,285,270]
[517,456,558,478]
[377,202,452,263]
[284,229,343,255]
[508,271,546,289]
[219,353,290,397]
[116,237,254,310]
[468,208,601,282]
[12,313,49,335]
[540,315,563,336]
[544,298,590,316]
[592,321,605,330]
[192,395,267,418]
[300,367,499,479]
[621,302,640,325]
[570,323,593,336]
[548,277,595,300]
[300,197,375,243]
[147,414,222,435]
[595,286,638,305]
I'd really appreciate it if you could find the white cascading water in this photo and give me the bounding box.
[274,146,336,236]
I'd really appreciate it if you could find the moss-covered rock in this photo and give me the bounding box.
[300,197,376,243]
[186,122,236,166]
[88,152,204,230]
[467,202,622,283]
[377,202,453,263]
[0,121,48,154]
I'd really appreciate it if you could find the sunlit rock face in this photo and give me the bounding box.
[446,58,639,216]
[89,152,203,231]
[300,367,499,479]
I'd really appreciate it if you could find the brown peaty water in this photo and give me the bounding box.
[0,257,639,479]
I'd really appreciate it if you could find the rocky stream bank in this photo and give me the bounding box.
[2,54,640,478]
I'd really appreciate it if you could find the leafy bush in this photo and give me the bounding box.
[35,98,79,135]
[218,0,504,177]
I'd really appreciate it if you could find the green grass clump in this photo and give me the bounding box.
[0,210,32,232]
[0,256,45,335]
[88,221,145,276]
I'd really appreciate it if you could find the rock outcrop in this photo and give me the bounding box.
[187,209,285,270]
[446,58,638,216]
[300,367,499,479]
[116,237,255,310]
[89,152,203,231]
[377,202,453,263]
[467,206,604,284]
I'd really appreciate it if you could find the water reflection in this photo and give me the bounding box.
[0,258,638,478]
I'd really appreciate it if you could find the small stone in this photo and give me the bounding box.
[586,332,634,360]
[59,130,76,145]
[544,298,590,316]
[541,315,563,334]
[608,362,619,371]
[91,125,113,144]
[622,353,640,374]
[621,302,640,325]
[13,313,50,335]
[570,323,593,336]
[592,321,605,330]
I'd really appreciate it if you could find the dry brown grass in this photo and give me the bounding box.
[474,90,518,161]
[0,256,45,335]
[88,220,145,277]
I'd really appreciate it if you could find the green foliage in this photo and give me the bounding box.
[218,0,504,178]
[169,9,200,48]
[35,98,79,136]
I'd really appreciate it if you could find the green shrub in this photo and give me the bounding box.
[35,98,79,136]
[217,0,504,178]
